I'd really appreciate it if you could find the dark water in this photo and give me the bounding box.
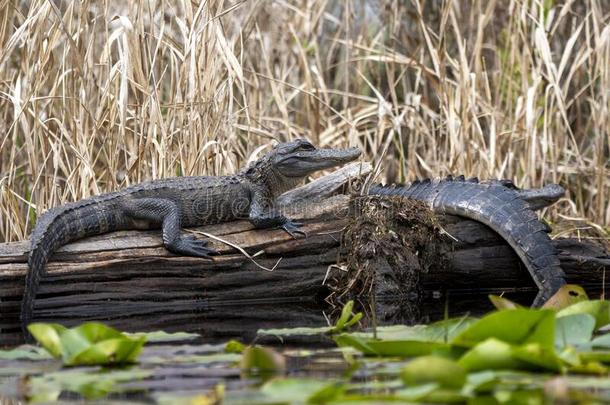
[1,290,542,349]
[3,290,609,404]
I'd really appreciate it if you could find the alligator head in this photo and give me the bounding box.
[243,139,361,195]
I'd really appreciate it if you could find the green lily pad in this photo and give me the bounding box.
[451,309,556,348]
[0,345,53,361]
[126,330,199,343]
[27,323,67,358]
[555,313,596,348]
[588,333,610,349]
[241,346,285,378]
[401,356,466,388]
[257,326,333,338]
[489,295,522,310]
[511,343,564,372]
[335,333,453,357]
[27,322,146,366]
[28,367,151,401]
[260,377,344,404]
[458,338,524,372]
[558,300,610,330]
[225,339,246,353]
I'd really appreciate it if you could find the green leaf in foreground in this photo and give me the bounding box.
[558,300,610,330]
[260,378,344,404]
[489,295,522,310]
[401,356,466,388]
[28,368,151,401]
[335,333,453,357]
[27,322,146,366]
[27,323,67,358]
[331,300,363,333]
[225,339,246,354]
[257,326,333,338]
[458,338,524,372]
[451,309,556,348]
[555,313,596,348]
[458,338,564,373]
[126,330,199,343]
[0,345,53,361]
[240,346,286,379]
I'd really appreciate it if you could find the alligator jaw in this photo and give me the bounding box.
[277,147,361,177]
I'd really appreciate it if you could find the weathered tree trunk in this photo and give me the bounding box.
[0,164,608,346]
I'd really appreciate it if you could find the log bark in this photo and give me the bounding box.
[0,166,608,346]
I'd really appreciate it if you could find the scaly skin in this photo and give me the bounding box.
[369,175,566,306]
[22,140,361,324]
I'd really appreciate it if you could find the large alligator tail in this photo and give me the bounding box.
[22,197,124,324]
[369,177,566,306]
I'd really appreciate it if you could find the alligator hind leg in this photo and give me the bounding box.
[122,198,216,257]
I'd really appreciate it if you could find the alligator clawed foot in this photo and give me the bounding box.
[282,220,307,239]
[168,235,218,258]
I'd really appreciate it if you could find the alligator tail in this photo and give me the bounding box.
[369,177,566,306]
[21,198,123,324]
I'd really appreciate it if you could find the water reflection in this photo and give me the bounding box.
[1,290,544,348]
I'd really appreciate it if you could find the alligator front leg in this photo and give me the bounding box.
[248,192,306,238]
[122,198,217,257]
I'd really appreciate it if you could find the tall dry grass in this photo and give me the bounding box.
[0,0,608,242]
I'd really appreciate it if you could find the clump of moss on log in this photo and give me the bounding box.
[326,196,448,305]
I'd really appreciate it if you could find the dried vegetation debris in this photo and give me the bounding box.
[326,195,448,304]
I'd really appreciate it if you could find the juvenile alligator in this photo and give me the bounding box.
[21,140,361,323]
[370,176,566,306]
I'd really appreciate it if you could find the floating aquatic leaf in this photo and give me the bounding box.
[459,338,563,373]
[462,370,542,395]
[144,352,241,365]
[260,378,344,404]
[0,345,53,361]
[558,300,610,330]
[451,309,556,348]
[225,339,246,354]
[401,356,466,388]
[579,351,610,364]
[241,346,285,379]
[394,383,441,401]
[27,323,67,358]
[335,333,453,357]
[511,343,564,372]
[555,313,596,348]
[27,322,146,366]
[489,295,522,310]
[126,330,199,343]
[458,338,524,372]
[588,333,610,349]
[257,326,333,338]
[28,368,151,401]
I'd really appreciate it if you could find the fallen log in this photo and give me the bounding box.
[0,165,608,346]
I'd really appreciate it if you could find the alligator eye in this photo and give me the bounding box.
[299,142,315,151]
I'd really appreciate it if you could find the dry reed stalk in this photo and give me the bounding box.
[0,0,608,242]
